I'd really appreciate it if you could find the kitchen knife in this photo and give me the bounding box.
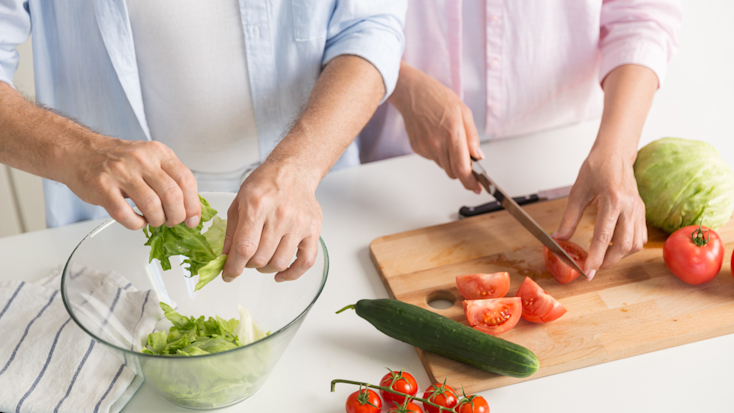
[459,185,572,218]
[470,157,588,279]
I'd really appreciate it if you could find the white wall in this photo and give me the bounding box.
[0,37,47,237]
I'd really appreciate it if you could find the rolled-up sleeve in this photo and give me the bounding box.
[322,0,407,103]
[599,0,682,87]
[0,0,31,88]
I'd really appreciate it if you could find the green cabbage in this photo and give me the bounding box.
[142,195,228,291]
[634,137,734,233]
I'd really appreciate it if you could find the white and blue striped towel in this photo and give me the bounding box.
[0,267,161,413]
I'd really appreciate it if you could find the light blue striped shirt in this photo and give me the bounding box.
[0,0,406,227]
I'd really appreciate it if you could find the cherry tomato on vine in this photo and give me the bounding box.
[664,225,724,285]
[379,370,418,405]
[456,395,490,413]
[387,400,423,413]
[422,382,458,413]
[345,388,381,413]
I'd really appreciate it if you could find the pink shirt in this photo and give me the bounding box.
[360,0,682,162]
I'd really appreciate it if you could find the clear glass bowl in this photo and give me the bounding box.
[60,192,328,409]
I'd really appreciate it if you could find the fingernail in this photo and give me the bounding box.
[477,148,486,159]
[586,270,596,281]
[274,275,285,283]
[186,215,200,228]
[474,188,482,195]
[222,275,233,283]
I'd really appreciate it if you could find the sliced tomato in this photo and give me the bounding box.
[456,272,510,299]
[516,277,566,323]
[464,297,522,335]
[543,239,588,284]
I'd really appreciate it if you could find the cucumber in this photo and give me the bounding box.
[339,299,539,378]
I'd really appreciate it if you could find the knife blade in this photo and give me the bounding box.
[459,185,572,218]
[470,158,588,279]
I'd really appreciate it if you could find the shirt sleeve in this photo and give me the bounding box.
[0,0,32,88]
[321,0,407,103]
[599,0,682,87]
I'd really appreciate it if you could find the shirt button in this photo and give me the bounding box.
[489,14,501,23]
[489,58,501,70]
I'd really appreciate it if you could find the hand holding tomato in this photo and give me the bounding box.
[346,388,381,413]
[663,225,724,285]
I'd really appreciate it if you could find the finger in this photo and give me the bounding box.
[161,158,200,228]
[630,203,648,256]
[124,178,166,227]
[440,146,457,180]
[600,210,634,269]
[274,235,319,282]
[447,125,481,193]
[584,202,620,278]
[463,107,484,160]
[103,190,146,230]
[222,203,238,256]
[554,186,588,240]
[222,203,265,281]
[144,170,186,227]
[257,234,299,274]
[246,220,282,270]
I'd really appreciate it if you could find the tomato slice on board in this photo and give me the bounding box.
[543,239,588,284]
[464,297,522,335]
[516,277,566,323]
[456,272,511,299]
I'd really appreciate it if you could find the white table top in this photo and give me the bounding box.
[3,1,734,411]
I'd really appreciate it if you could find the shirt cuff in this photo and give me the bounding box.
[322,30,404,104]
[599,40,670,88]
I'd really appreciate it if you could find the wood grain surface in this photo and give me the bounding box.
[369,197,734,393]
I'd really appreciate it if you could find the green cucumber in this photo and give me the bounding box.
[339,299,538,378]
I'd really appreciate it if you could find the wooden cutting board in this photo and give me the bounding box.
[369,197,734,393]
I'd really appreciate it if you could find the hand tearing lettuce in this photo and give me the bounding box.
[142,195,228,290]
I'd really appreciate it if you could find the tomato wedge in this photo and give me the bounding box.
[543,239,588,284]
[464,297,522,335]
[516,277,566,323]
[456,272,510,299]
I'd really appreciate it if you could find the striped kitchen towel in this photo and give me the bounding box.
[0,267,162,413]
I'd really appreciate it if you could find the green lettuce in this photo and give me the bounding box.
[141,303,273,408]
[142,195,228,291]
[634,138,734,233]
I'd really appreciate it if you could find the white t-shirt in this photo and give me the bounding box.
[126,0,260,175]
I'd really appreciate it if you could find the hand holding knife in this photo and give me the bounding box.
[469,157,589,280]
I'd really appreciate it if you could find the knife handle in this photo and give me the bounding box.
[459,194,540,218]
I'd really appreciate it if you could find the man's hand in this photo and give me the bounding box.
[0,81,200,230]
[65,137,201,230]
[221,162,321,283]
[553,64,659,280]
[389,62,483,193]
[554,151,647,279]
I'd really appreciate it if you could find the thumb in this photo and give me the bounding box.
[555,188,587,240]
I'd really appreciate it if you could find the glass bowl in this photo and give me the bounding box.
[60,192,328,409]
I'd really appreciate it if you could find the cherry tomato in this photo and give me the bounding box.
[422,382,458,413]
[380,370,418,406]
[456,395,490,413]
[516,277,567,323]
[456,272,511,300]
[543,239,588,284]
[346,388,381,413]
[664,225,724,285]
[387,401,423,413]
[464,297,522,335]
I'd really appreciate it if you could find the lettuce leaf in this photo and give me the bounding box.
[143,195,229,290]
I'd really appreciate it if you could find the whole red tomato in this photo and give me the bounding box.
[346,388,381,413]
[379,370,418,405]
[387,401,423,413]
[663,225,724,285]
[422,382,458,413]
[456,395,490,413]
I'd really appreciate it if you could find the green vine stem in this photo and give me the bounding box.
[331,379,455,412]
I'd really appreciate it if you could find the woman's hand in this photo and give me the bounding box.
[554,150,647,280]
[221,161,322,283]
[389,62,483,193]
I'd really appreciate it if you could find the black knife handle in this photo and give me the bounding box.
[459,194,540,218]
